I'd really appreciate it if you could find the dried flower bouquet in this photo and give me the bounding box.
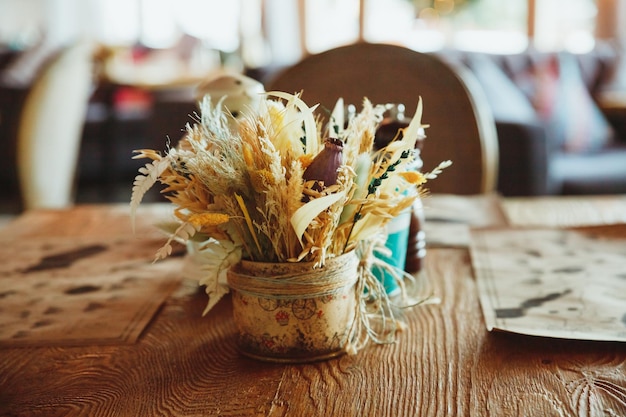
[131,91,450,315]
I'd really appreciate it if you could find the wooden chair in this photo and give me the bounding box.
[266,42,498,195]
[16,41,94,210]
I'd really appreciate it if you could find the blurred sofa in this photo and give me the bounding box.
[438,42,626,196]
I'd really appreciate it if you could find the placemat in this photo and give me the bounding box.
[0,235,184,346]
[470,224,626,342]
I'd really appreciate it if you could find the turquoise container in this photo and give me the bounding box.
[373,209,411,295]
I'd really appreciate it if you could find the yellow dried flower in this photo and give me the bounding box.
[267,101,285,127]
[298,154,314,170]
[242,142,255,167]
[188,212,230,228]
[398,171,427,186]
[250,169,275,190]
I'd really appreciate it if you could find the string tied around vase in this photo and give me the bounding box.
[345,238,439,355]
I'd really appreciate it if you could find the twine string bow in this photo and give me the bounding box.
[345,239,438,355]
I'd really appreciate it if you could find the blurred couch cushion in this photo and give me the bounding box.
[465,53,537,124]
[520,53,615,154]
[432,43,626,195]
[551,144,626,194]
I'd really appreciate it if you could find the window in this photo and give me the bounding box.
[0,0,620,66]
[356,0,599,54]
[93,0,241,51]
[445,0,529,53]
[304,0,361,53]
[534,0,597,53]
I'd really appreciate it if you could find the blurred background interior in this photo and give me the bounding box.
[1,0,625,218]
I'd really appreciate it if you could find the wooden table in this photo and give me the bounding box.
[1,195,625,416]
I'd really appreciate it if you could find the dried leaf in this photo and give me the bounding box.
[234,193,262,256]
[329,97,345,137]
[291,191,346,245]
[267,91,319,155]
[183,239,242,316]
[154,221,200,262]
[130,157,170,232]
[401,97,427,150]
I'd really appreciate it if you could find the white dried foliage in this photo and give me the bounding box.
[130,92,449,316]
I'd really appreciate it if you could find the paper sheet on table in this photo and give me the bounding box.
[0,235,184,347]
[423,193,508,247]
[470,225,626,342]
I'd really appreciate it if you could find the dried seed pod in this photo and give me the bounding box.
[303,138,343,191]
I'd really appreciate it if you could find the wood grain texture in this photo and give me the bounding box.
[1,282,286,416]
[1,201,625,416]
